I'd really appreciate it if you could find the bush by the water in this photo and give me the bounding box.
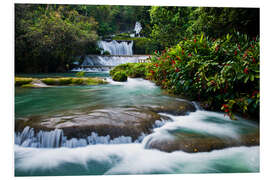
[111,33,259,119]
[110,63,150,79]
[147,33,259,119]
[112,71,128,82]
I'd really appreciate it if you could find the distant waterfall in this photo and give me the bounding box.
[98,40,133,55]
[134,22,142,36]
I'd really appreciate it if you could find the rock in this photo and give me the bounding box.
[31,79,50,87]
[145,99,196,115]
[15,107,165,140]
[144,129,259,153]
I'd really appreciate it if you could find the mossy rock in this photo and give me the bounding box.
[112,71,128,82]
[71,77,108,85]
[41,78,60,85]
[40,77,107,86]
[21,84,39,88]
[15,77,33,86]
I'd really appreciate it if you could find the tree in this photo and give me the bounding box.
[15,4,98,73]
[188,7,259,38]
[150,6,192,48]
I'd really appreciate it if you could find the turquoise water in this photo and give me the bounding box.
[14,73,260,176]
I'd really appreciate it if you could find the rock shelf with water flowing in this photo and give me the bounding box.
[15,77,260,176]
[72,55,149,72]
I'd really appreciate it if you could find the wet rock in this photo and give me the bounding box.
[145,99,196,115]
[144,130,259,153]
[15,107,165,140]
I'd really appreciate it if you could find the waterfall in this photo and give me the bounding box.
[134,22,142,36]
[15,126,145,148]
[98,40,133,55]
[71,55,149,72]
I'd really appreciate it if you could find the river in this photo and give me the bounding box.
[14,72,259,176]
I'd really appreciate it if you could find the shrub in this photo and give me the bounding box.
[102,51,111,55]
[112,71,128,82]
[147,33,259,119]
[110,63,150,79]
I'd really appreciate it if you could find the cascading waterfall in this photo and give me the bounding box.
[98,40,133,55]
[72,55,149,72]
[15,126,146,148]
[15,117,171,149]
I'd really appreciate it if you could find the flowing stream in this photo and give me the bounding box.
[15,73,259,176]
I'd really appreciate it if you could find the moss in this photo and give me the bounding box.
[71,78,84,85]
[112,71,128,82]
[85,78,108,85]
[39,77,107,86]
[71,77,107,85]
[15,77,33,86]
[58,78,72,85]
[21,84,39,88]
[41,78,60,85]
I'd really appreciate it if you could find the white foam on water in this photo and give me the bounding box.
[150,111,258,139]
[107,77,157,89]
[14,144,259,175]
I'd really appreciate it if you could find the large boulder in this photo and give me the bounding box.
[15,107,166,140]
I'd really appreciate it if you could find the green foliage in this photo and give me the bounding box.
[133,38,160,54]
[112,71,128,82]
[15,77,33,86]
[15,4,98,73]
[188,7,259,38]
[102,51,111,55]
[147,33,259,119]
[110,63,150,78]
[76,71,85,77]
[150,6,192,48]
[149,6,259,49]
